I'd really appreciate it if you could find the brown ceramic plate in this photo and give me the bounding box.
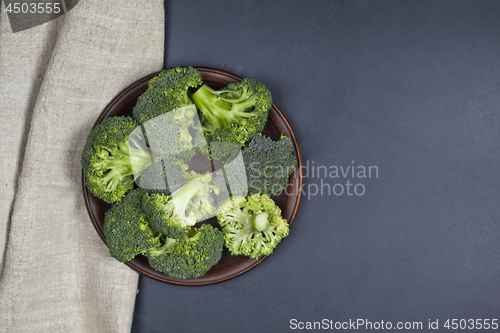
[82,67,303,285]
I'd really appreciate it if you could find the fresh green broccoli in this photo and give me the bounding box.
[103,188,161,262]
[207,141,249,197]
[191,78,272,148]
[136,158,170,195]
[141,104,208,164]
[81,116,155,203]
[133,66,203,125]
[142,172,216,239]
[242,134,296,196]
[146,224,224,279]
[217,194,289,259]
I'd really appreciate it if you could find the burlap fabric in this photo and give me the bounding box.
[0,1,164,331]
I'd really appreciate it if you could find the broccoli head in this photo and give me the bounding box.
[141,172,216,239]
[242,134,296,197]
[191,78,272,148]
[103,188,161,262]
[217,194,289,259]
[81,116,155,203]
[135,158,170,195]
[141,104,208,164]
[133,66,203,125]
[146,224,224,279]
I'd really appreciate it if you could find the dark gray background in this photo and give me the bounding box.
[132,1,500,332]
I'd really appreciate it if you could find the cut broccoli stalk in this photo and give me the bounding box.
[142,172,216,239]
[225,208,269,232]
[192,84,258,133]
[254,212,269,231]
[81,116,156,203]
[170,180,207,220]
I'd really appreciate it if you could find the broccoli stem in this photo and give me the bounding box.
[230,96,257,116]
[192,84,257,134]
[151,227,203,257]
[152,237,177,256]
[214,86,251,103]
[101,168,132,191]
[117,141,155,174]
[185,228,202,241]
[94,139,154,194]
[172,181,204,211]
[226,209,269,232]
[103,140,154,184]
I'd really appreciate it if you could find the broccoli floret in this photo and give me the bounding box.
[141,104,207,164]
[136,158,171,195]
[103,188,161,262]
[142,172,216,238]
[208,141,249,197]
[217,194,289,259]
[146,224,224,279]
[242,135,296,196]
[81,116,155,203]
[133,66,203,125]
[191,78,272,148]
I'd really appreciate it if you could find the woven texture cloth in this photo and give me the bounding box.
[0,1,164,331]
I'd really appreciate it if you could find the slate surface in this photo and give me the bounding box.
[132,1,500,332]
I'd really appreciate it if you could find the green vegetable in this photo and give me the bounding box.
[142,172,216,239]
[103,188,161,262]
[146,224,224,279]
[140,104,208,164]
[133,66,203,125]
[192,78,272,148]
[136,158,170,195]
[81,116,154,203]
[217,194,289,259]
[84,67,295,279]
[242,134,296,196]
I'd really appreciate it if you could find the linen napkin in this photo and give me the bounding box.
[0,1,164,331]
